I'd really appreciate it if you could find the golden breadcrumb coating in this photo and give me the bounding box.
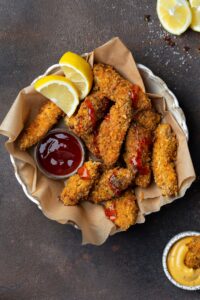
[90,168,133,203]
[93,63,152,167]
[124,124,153,188]
[185,236,200,269]
[18,100,63,150]
[97,99,133,168]
[152,124,178,196]
[66,91,109,136]
[60,161,101,206]
[134,110,161,131]
[66,91,109,157]
[81,132,100,158]
[104,190,138,230]
[93,63,151,111]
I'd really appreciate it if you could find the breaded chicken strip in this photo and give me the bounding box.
[133,110,161,131]
[104,190,138,230]
[66,91,109,136]
[152,124,178,196]
[81,132,100,158]
[97,98,133,167]
[124,124,153,188]
[90,168,133,203]
[66,91,109,157]
[93,63,151,111]
[18,100,63,150]
[60,161,101,206]
[185,236,200,269]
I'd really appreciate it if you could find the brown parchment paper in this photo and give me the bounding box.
[0,37,196,245]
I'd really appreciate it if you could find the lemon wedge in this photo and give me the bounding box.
[34,75,79,117]
[157,0,192,35]
[189,0,200,8]
[59,52,93,100]
[190,6,200,31]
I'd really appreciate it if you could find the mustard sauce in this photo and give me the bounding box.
[167,237,200,287]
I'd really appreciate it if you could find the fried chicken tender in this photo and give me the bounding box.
[93,63,151,111]
[66,91,109,157]
[18,100,63,150]
[90,168,133,203]
[104,190,138,230]
[93,63,152,167]
[152,124,178,197]
[60,161,101,206]
[66,91,109,136]
[97,99,133,167]
[81,132,100,158]
[133,110,161,131]
[124,124,153,188]
[185,236,200,269]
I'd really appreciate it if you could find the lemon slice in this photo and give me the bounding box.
[34,75,79,117]
[157,0,192,35]
[59,52,93,100]
[189,0,200,8]
[190,6,200,31]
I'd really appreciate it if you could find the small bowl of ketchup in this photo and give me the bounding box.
[35,128,85,180]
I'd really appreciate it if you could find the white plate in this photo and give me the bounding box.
[10,63,189,212]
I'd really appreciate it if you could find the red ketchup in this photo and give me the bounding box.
[131,85,140,108]
[85,98,96,127]
[78,165,90,179]
[130,138,151,175]
[36,129,84,178]
[105,204,117,221]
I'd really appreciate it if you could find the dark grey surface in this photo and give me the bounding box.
[0,1,200,299]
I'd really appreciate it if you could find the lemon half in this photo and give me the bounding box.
[59,52,93,100]
[190,6,200,31]
[189,0,200,8]
[157,0,192,35]
[34,75,79,117]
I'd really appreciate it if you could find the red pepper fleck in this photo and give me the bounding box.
[85,98,96,127]
[105,204,117,221]
[131,85,140,108]
[78,165,90,179]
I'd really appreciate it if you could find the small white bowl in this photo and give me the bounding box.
[34,128,85,180]
[162,231,200,291]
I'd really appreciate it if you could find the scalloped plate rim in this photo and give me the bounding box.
[10,62,189,225]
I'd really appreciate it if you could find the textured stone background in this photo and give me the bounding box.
[0,1,200,299]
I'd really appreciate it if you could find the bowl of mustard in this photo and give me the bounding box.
[163,231,200,291]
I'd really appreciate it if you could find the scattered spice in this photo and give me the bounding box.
[144,15,151,22]
[163,34,175,47]
[183,46,190,52]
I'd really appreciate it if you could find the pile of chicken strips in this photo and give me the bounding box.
[18,63,178,231]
